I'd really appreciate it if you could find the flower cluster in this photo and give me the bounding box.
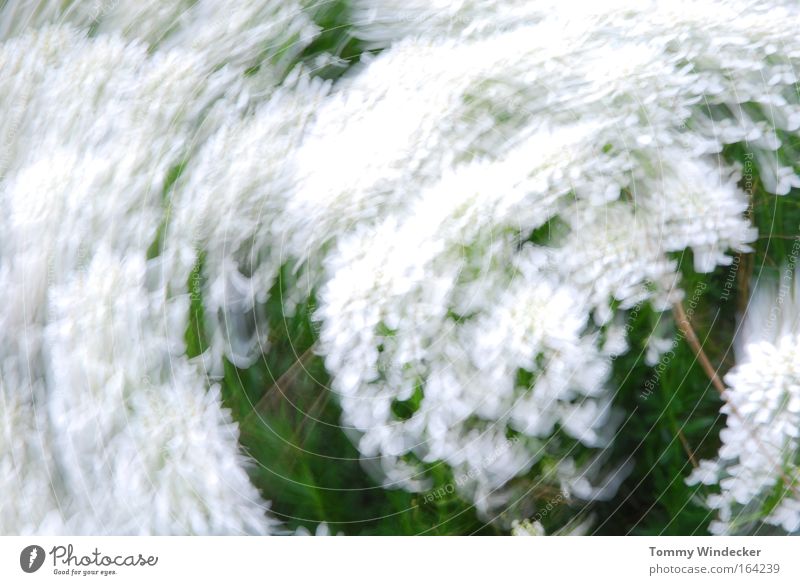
[688,270,800,535]
[0,0,318,77]
[295,0,787,516]
[0,24,282,534]
[3,0,800,534]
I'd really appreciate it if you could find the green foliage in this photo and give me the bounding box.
[590,293,724,535]
[193,265,492,534]
[590,145,800,535]
[176,56,800,534]
[188,143,799,534]
[297,0,373,80]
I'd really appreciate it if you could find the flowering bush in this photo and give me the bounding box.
[689,269,800,534]
[1,0,799,535]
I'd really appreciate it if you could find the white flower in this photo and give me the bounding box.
[5,0,800,535]
[44,249,274,534]
[0,0,318,81]
[164,72,331,371]
[511,520,547,536]
[512,514,595,536]
[300,0,800,517]
[0,26,274,534]
[688,269,800,534]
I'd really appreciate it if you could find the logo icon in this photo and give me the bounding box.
[20,545,46,573]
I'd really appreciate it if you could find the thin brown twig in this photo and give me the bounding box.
[284,389,332,476]
[294,384,331,439]
[672,301,799,495]
[677,430,698,468]
[736,251,753,317]
[673,302,726,395]
[245,343,318,421]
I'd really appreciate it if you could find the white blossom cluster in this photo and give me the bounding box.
[511,515,595,536]
[157,0,793,518]
[0,0,318,79]
[688,271,800,535]
[0,23,291,534]
[302,0,784,514]
[2,0,800,534]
